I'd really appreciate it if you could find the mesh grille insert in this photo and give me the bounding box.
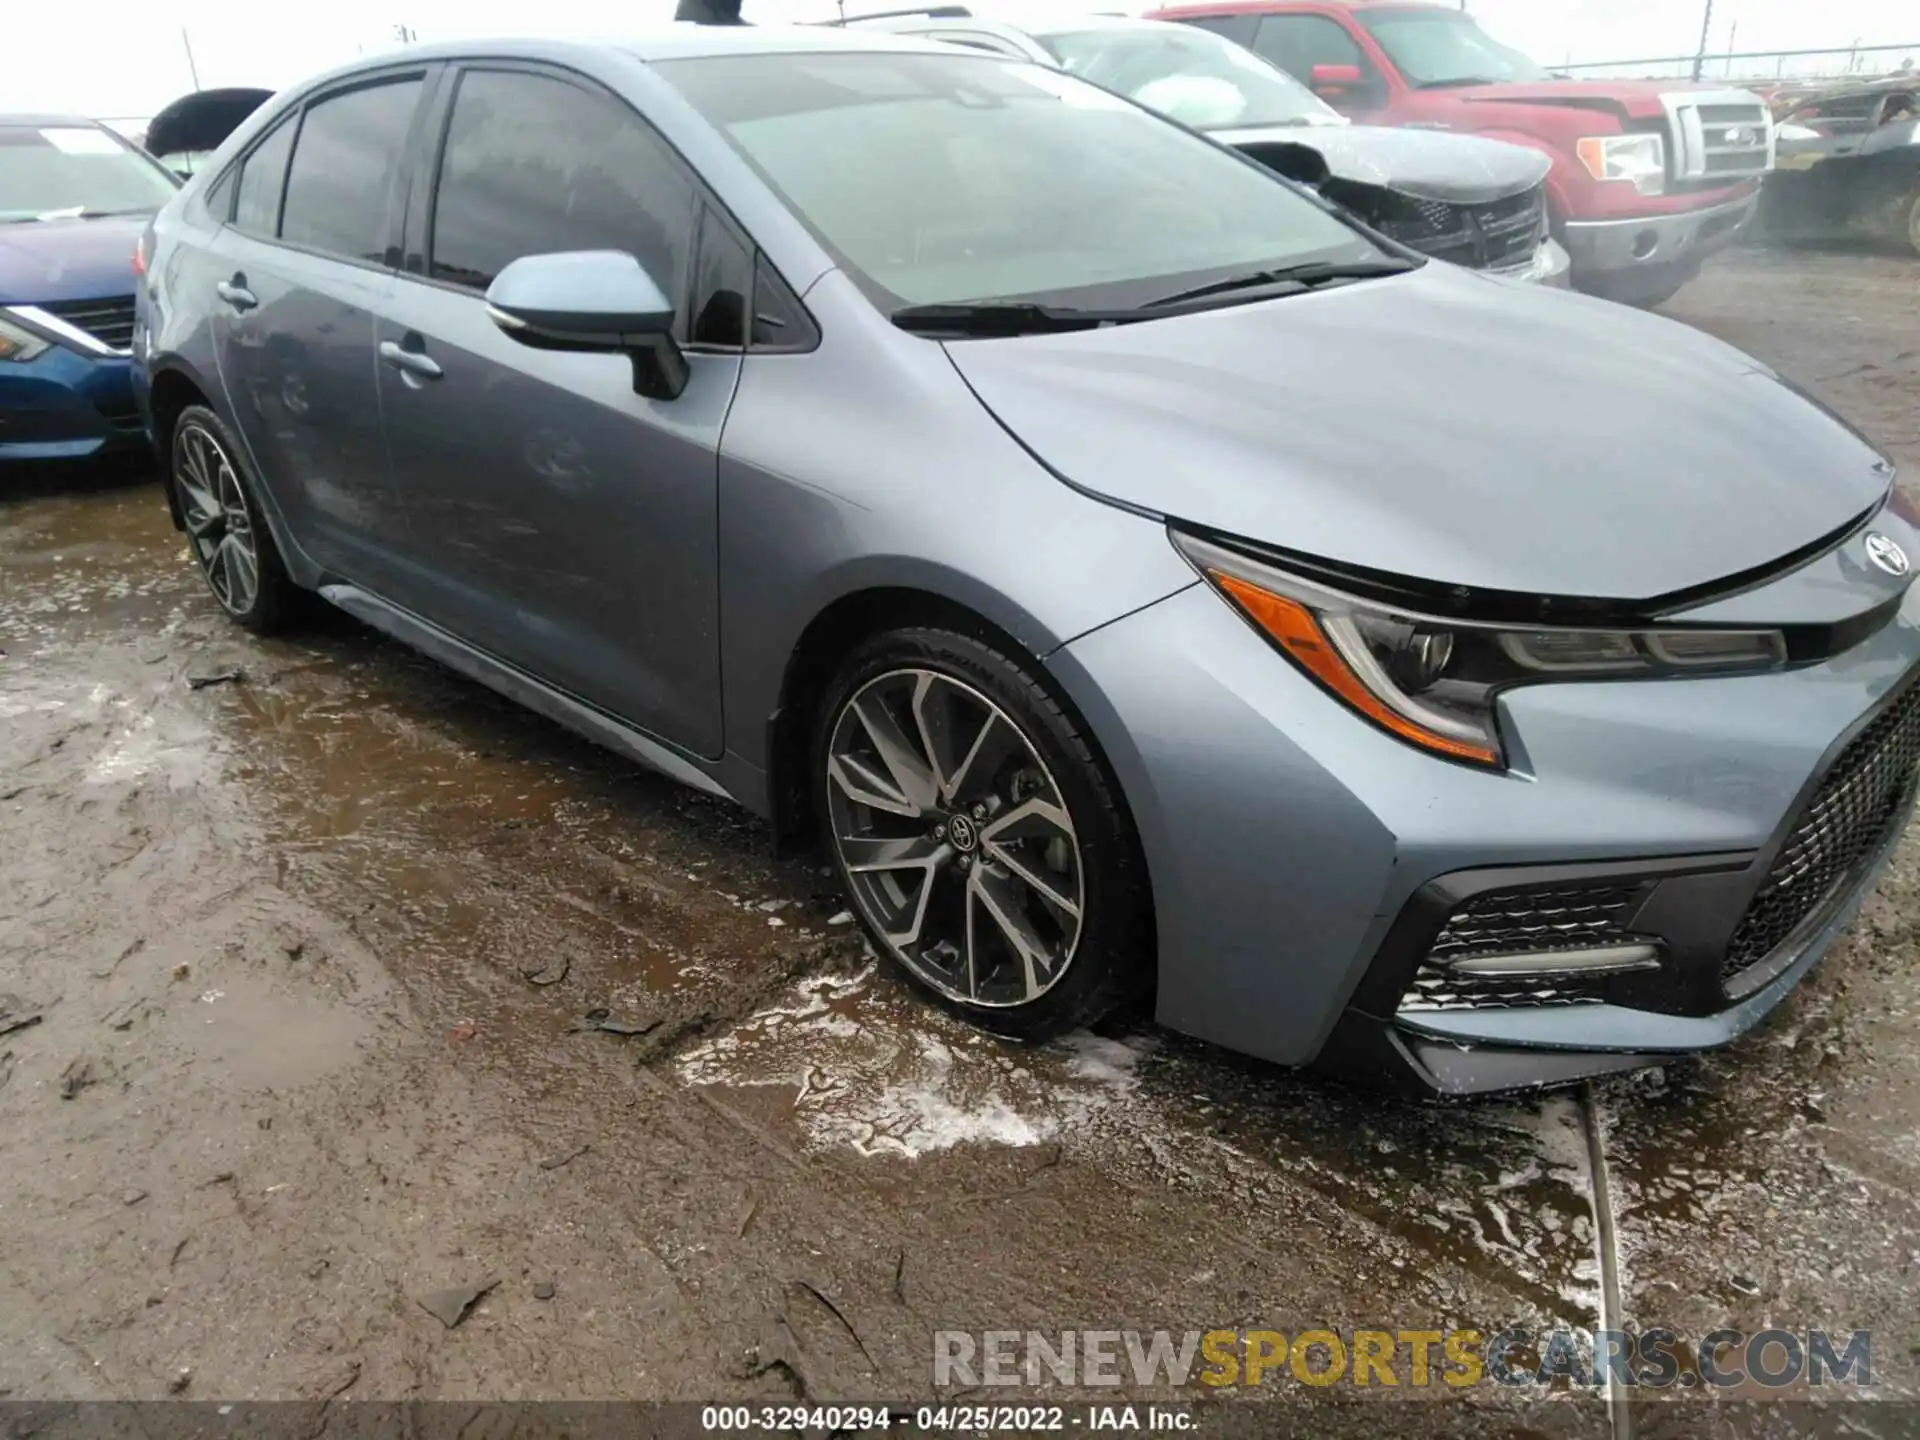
[1722,678,1920,984]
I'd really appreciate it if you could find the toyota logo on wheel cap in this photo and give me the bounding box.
[1865,532,1911,577]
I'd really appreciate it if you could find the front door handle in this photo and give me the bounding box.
[215,278,257,312]
[378,339,443,381]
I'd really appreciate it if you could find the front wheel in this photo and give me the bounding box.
[813,627,1151,1041]
[170,405,302,634]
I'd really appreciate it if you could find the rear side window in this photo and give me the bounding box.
[1174,14,1257,47]
[427,68,697,313]
[279,77,422,262]
[231,115,295,235]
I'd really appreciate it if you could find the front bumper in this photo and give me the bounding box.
[0,347,146,463]
[1049,561,1920,1096]
[1493,236,1573,288]
[1559,193,1758,289]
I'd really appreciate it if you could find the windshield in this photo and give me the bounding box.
[0,123,179,222]
[1357,8,1550,87]
[656,52,1378,312]
[1036,26,1344,131]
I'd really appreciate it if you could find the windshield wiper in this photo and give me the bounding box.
[890,301,1149,337]
[1145,258,1417,310]
[1415,76,1503,90]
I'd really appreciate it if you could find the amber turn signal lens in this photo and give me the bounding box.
[1211,571,1500,766]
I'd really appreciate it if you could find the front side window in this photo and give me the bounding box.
[1356,8,1549,88]
[1038,26,1344,130]
[1250,15,1374,83]
[0,123,178,223]
[427,68,697,313]
[231,115,296,236]
[655,51,1379,313]
[279,77,423,262]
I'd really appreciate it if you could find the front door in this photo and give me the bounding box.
[373,65,739,759]
[207,73,426,591]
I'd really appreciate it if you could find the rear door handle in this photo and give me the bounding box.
[215,279,257,312]
[378,339,443,381]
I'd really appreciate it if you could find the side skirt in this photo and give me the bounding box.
[317,583,735,804]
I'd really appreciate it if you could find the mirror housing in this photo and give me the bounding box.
[485,250,688,400]
[1308,62,1364,95]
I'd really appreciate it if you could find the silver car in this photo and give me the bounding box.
[135,27,1920,1095]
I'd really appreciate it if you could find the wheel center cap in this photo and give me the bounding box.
[946,813,979,853]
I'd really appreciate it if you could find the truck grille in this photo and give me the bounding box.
[1721,678,1920,987]
[1375,185,1545,273]
[38,295,137,354]
[1662,91,1773,185]
[1399,882,1647,1012]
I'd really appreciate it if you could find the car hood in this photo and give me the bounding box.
[1439,78,1703,122]
[944,265,1890,602]
[0,213,146,305]
[1208,122,1549,202]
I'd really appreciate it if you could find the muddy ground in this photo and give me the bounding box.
[2,245,1918,1432]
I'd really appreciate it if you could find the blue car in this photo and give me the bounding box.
[0,115,180,464]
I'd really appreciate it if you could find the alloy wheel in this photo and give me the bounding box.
[825,668,1085,1008]
[174,422,260,617]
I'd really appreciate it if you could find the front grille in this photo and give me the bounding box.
[1722,679,1920,984]
[1663,91,1773,184]
[39,295,136,353]
[1374,185,1545,272]
[1399,883,1647,1012]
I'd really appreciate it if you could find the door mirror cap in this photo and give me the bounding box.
[484,250,687,400]
[485,250,676,348]
[1309,62,1364,90]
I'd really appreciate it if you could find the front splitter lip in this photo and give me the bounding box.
[1358,798,1913,1098]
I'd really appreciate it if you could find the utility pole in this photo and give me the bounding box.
[1691,0,1714,82]
[394,23,418,43]
[181,28,202,91]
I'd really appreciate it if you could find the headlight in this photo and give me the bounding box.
[1174,530,1786,769]
[1575,132,1667,196]
[0,313,52,363]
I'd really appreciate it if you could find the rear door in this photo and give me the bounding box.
[205,69,431,591]
[372,62,744,757]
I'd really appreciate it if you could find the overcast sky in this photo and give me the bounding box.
[15,0,1918,122]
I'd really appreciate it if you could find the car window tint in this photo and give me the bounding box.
[232,115,295,236]
[1252,15,1372,81]
[689,206,751,348]
[1175,14,1258,47]
[428,68,698,317]
[279,77,422,261]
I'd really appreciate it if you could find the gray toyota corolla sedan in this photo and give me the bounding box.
[134,27,1920,1095]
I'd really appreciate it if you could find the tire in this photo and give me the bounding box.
[1904,188,1920,258]
[169,404,302,634]
[812,626,1151,1042]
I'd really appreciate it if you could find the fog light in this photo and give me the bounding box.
[1447,943,1661,978]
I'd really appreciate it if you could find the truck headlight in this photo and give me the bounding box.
[1576,133,1667,196]
[0,313,52,363]
[1173,530,1786,770]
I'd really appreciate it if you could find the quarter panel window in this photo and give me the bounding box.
[231,116,296,236]
[279,77,423,261]
[427,68,698,317]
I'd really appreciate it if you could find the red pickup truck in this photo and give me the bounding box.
[1147,0,1774,305]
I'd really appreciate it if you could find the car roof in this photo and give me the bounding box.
[367,23,970,66]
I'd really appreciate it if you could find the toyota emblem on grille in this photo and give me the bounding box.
[1865,532,1910,577]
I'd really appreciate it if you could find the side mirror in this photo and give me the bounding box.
[1308,62,1365,98]
[485,250,688,401]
